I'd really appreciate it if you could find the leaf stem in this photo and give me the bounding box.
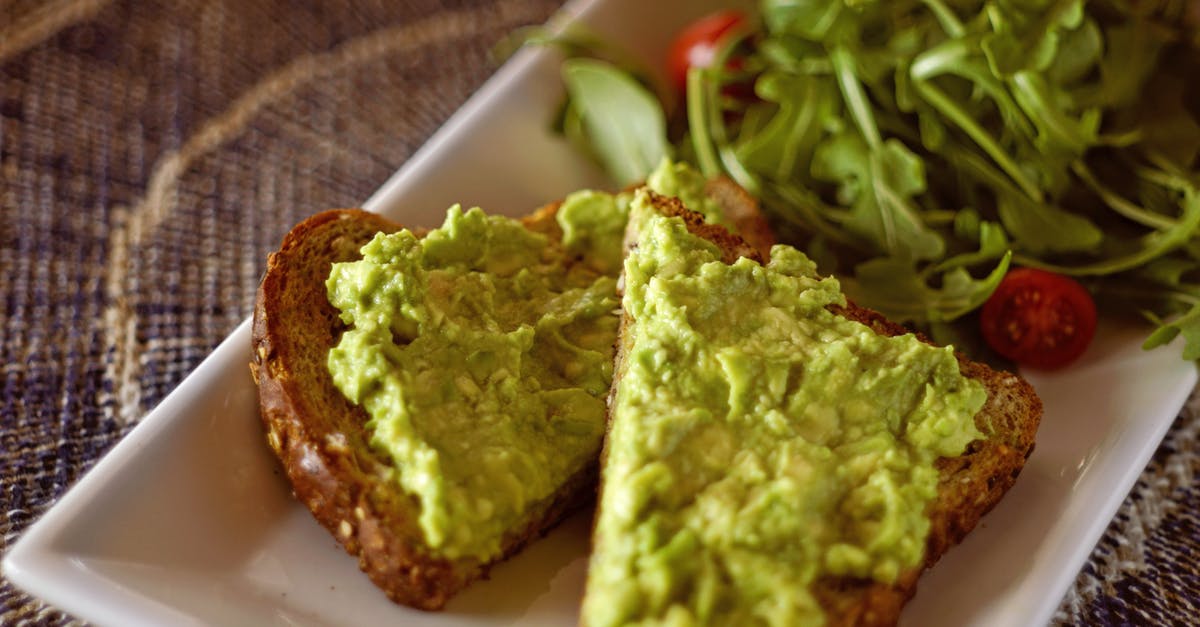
[1071,161,1177,230]
[686,68,721,178]
[920,0,965,37]
[830,45,882,150]
[1014,185,1200,276]
[913,79,1044,202]
[767,184,867,250]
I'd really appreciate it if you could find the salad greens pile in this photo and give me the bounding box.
[551,0,1200,360]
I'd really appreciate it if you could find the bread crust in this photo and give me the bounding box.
[705,175,775,257]
[250,206,595,610]
[603,191,1042,626]
[813,305,1041,626]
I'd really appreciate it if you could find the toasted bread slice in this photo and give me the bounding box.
[592,192,1042,626]
[250,186,775,610]
[249,205,604,610]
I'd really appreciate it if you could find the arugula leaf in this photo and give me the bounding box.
[1044,16,1102,85]
[830,44,882,148]
[1143,301,1200,360]
[1113,48,1200,168]
[849,251,1012,323]
[550,0,1200,363]
[1082,18,1167,110]
[910,74,1044,201]
[561,58,669,187]
[762,0,846,41]
[981,0,1085,76]
[735,71,838,182]
[996,191,1103,254]
[812,131,946,260]
[1016,180,1200,275]
[938,218,1010,271]
[1009,70,1100,157]
[1137,257,1200,287]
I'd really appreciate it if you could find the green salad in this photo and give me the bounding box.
[540,0,1200,367]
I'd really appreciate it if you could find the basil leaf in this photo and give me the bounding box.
[561,58,669,187]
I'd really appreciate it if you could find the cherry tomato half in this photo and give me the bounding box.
[980,268,1098,370]
[666,10,747,94]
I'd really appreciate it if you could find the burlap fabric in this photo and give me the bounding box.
[0,1,1196,625]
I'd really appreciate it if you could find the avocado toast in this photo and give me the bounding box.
[249,204,608,609]
[583,191,1042,626]
[249,163,773,609]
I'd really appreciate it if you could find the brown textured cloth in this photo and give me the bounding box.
[0,1,1197,625]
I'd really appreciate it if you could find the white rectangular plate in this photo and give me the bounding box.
[5,0,1197,625]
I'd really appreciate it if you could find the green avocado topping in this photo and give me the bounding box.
[556,188,630,276]
[582,193,986,626]
[326,206,616,560]
[325,162,727,561]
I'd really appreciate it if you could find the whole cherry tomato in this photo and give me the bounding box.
[980,268,1098,370]
[666,10,748,94]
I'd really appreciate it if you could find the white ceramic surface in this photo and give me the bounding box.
[4,1,1197,626]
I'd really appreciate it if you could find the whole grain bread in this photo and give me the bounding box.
[249,193,775,610]
[249,204,600,610]
[604,191,1042,626]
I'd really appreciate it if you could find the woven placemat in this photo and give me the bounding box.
[1,1,1197,624]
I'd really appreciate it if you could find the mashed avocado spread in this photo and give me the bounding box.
[582,195,986,626]
[325,161,725,561]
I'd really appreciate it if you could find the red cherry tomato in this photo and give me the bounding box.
[666,10,747,94]
[980,268,1098,370]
